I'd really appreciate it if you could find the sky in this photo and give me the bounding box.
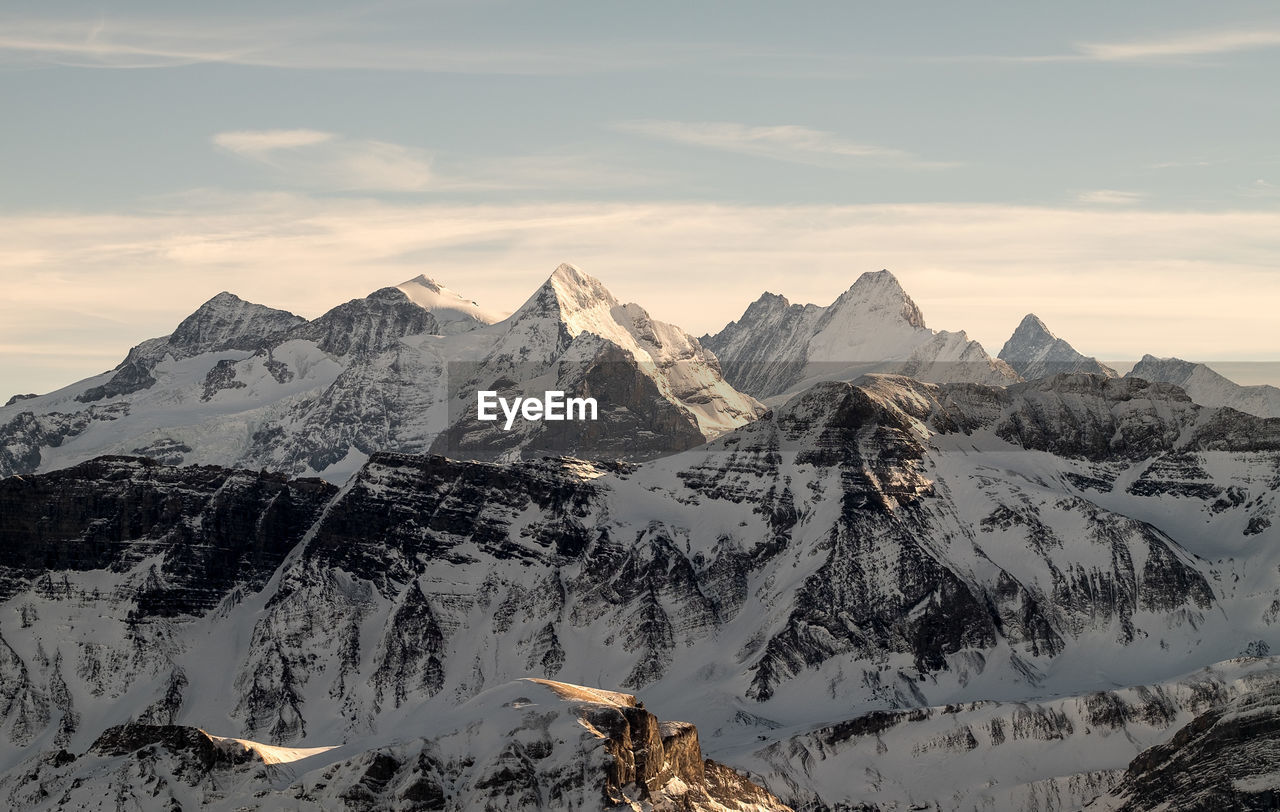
[2,0,1279,395]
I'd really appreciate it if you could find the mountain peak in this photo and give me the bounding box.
[998,313,1116,381]
[169,292,303,356]
[1014,313,1053,338]
[548,262,615,300]
[828,269,926,330]
[396,275,501,332]
[516,263,620,323]
[402,274,445,292]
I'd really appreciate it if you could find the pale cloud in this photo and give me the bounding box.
[943,26,1280,65]
[3,195,1280,394]
[1241,179,1280,198]
[1078,28,1280,62]
[210,131,664,193]
[213,130,433,192]
[1075,189,1145,205]
[212,129,335,154]
[613,120,954,169]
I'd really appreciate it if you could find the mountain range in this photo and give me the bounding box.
[1,264,1278,810]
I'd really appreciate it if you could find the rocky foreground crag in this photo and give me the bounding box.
[0,679,789,811]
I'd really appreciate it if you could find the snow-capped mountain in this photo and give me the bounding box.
[1127,353,1280,419]
[2,372,1277,810]
[434,263,763,461]
[0,264,761,480]
[998,313,1117,380]
[702,269,1020,401]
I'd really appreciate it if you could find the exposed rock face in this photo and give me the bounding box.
[285,287,439,358]
[1128,354,1280,419]
[702,270,1020,399]
[0,455,335,612]
[0,680,790,811]
[998,313,1117,380]
[1087,674,1280,812]
[167,291,306,358]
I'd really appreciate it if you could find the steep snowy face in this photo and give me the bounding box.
[396,274,504,334]
[703,269,1019,400]
[998,313,1118,381]
[1128,354,1280,419]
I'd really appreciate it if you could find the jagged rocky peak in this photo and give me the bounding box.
[395,274,502,334]
[167,291,305,357]
[704,268,1018,399]
[287,286,440,357]
[998,313,1118,380]
[440,262,763,459]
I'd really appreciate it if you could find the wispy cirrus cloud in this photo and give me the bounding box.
[212,129,433,192]
[212,129,335,154]
[613,120,954,169]
[210,129,667,193]
[1075,189,1145,205]
[941,25,1280,65]
[0,16,740,74]
[1077,28,1280,62]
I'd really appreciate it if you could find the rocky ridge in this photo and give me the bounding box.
[1127,353,1280,419]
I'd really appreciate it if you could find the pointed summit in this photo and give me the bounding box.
[1012,313,1053,340]
[998,313,1116,381]
[169,292,304,356]
[513,263,620,329]
[829,269,926,329]
[546,262,619,315]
